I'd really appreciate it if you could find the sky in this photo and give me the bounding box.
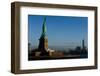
[28,15,88,50]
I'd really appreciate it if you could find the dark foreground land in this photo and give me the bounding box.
[28,54,88,61]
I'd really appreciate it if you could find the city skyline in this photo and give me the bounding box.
[28,15,88,50]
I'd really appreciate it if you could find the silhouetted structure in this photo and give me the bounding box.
[82,39,85,49]
[28,43,31,53]
[81,39,88,58]
[38,17,48,55]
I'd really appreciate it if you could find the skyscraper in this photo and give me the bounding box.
[82,39,85,49]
